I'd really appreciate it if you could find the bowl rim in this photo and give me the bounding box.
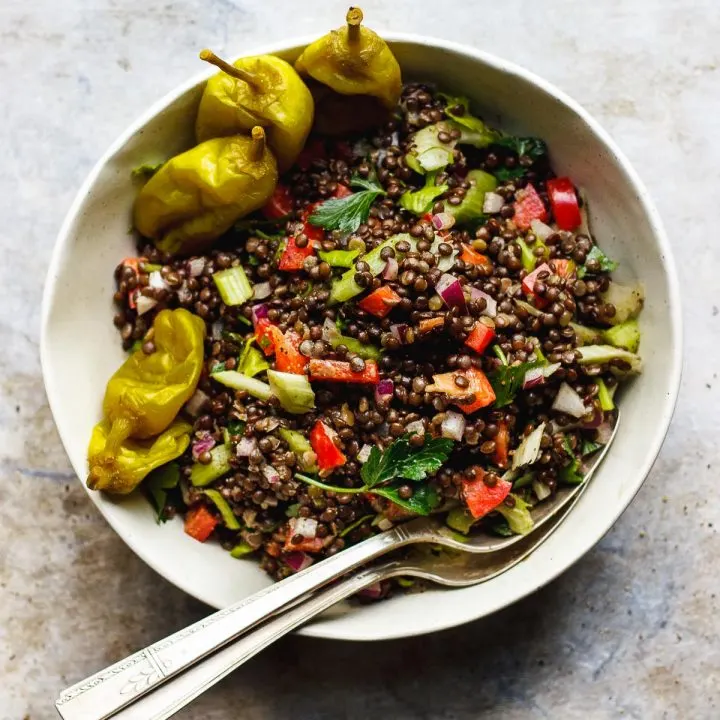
[41,31,682,641]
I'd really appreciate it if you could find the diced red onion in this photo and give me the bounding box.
[377,517,393,531]
[390,324,409,345]
[187,257,206,277]
[482,191,505,214]
[441,411,466,441]
[432,212,456,231]
[192,433,216,460]
[185,389,210,417]
[321,317,339,343]
[148,271,169,291]
[291,517,318,539]
[236,436,258,457]
[262,465,281,486]
[530,219,554,240]
[596,421,614,445]
[252,282,272,300]
[382,257,399,281]
[357,444,372,463]
[436,274,467,313]
[405,420,425,437]
[358,582,385,599]
[211,321,224,340]
[523,362,561,389]
[469,286,497,318]
[375,379,394,405]
[552,382,588,418]
[582,406,604,429]
[284,551,314,573]
[251,304,268,326]
[135,294,158,316]
[512,422,546,469]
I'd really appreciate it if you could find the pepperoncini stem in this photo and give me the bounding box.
[199,49,258,89]
[102,416,134,457]
[346,6,363,42]
[249,126,266,162]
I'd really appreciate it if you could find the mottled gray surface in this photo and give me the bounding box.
[0,0,718,718]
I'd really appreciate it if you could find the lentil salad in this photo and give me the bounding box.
[89,11,644,591]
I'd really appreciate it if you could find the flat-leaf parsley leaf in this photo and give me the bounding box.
[308,175,386,234]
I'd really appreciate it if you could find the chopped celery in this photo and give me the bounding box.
[190,444,232,486]
[397,577,415,588]
[513,471,534,489]
[560,457,584,485]
[212,266,253,306]
[446,507,475,534]
[329,234,416,304]
[203,488,241,529]
[516,238,536,273]
[238,337,270,378]
[601,282,644,325]
[399,172,448,215]
[577,345,642,374]
[570,322,604,346]
[230,542,255,558]
[438,95,500,148]
[445,169,497,225]
[595,378,615,411]
[285,503,301,517]
[278,428,317,471]
[602,319,640,353]
[267,370,315,414]
[532,479,552,501]
[406,123,456,174]
[496,494,534,535]
[327,330,381,360]
[318,248,360,268]
[211,370,273,401]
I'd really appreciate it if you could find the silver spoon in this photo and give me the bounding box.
[55,416,617,720]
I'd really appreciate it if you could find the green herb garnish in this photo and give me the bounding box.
[131,162,164,180]
[489,361,543,408]
[581,439,602,457]
[296,434,453,516]
[491,136,547,180]
[308,175,386,234]
[145,462,179,523]
[577,246,618,278]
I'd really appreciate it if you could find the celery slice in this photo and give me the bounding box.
[211,370,273,401]
[190,444,232,486]
[203,488,240,529]
[212,266,253,306]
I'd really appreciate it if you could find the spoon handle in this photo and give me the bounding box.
[112,564,392,720]
[55,527,409,720]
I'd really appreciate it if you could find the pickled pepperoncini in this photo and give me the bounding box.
[87,309,205,494]
[133,128,278,256]
[196,50,314,172]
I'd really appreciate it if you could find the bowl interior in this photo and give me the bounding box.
[41,36,680,640]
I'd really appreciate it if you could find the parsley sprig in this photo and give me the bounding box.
[295,434,453,515]
[491,136,548,181]
[308,175,386,234]
[489,346,542,408]
[577,246,618,278]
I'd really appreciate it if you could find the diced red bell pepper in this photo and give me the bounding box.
[333,184,353,198]
[358,286,402,318]
[460,243,491,267]
[275,330,308,375]
[465,322,495,355]
[493,421,510,468]
[521,261,552,309]
[418,317,445,334]
[308,359,380,385]
[120,257,146,309]
[254,318,279,356]
[309,420,347,471]
[547,177,582,231]
[263,184,294,219]
[513,183,547,230]
[283,518,325,552]
[551,258,575,278]
[296,138,327,171]
[462,467,513,519]
[278,235,315,272]
[300,203,325,242]
[426,367,496,414]
[184,505,219,542]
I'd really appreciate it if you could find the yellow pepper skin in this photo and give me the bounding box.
[294,7,401,111]
[87,309,205,492]
[87,420,191,494]
[196,53,314,172]
[134,130,278,256]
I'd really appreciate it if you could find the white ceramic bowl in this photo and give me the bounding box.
[41,34,681,641]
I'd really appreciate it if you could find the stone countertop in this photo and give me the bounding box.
[1,0,718,718]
